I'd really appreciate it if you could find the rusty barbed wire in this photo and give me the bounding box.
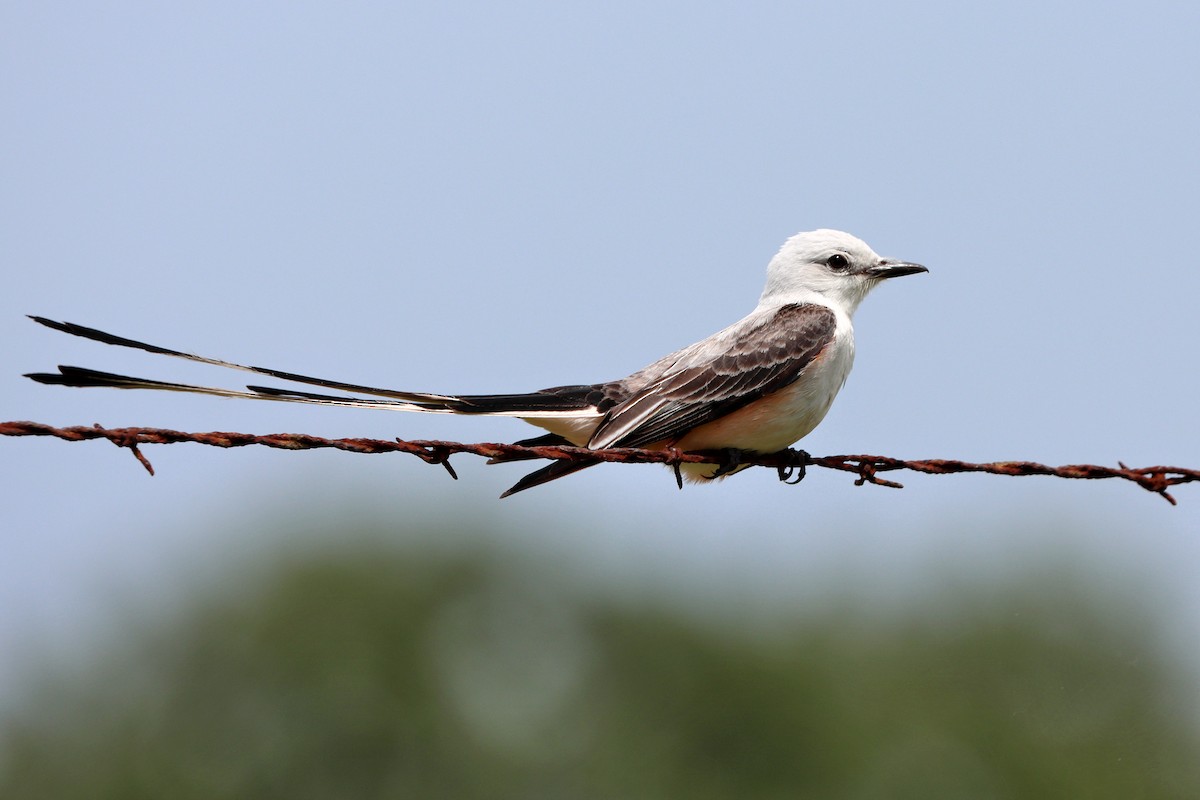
[2,420,1197,504]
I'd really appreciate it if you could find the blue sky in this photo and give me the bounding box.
[3,2,1199,710]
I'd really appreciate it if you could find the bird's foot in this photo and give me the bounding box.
[776,448,810,485]
[709,448,753,479]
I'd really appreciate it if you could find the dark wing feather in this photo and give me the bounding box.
[587,304,837,449]
[499,460,599,498]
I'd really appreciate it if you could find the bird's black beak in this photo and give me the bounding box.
[866,260,928,280]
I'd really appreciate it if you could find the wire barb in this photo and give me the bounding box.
[100,422,156,475]
[2,420,1197,503]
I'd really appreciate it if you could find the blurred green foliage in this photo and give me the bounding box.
[1,521,1197,799]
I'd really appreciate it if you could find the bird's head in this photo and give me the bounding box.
[759,229,927,315]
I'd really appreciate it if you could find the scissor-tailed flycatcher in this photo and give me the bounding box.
[27,229,926,496]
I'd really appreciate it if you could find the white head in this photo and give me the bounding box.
[758,229,927,315]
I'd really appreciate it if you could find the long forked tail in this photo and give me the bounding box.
[24,316,599,417]
[24,316,609,495]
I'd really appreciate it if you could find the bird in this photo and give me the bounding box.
[26,229,927,496]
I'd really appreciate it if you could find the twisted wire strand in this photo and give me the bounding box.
[3,421,1195,504]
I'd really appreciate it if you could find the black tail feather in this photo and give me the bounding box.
[24,365,418,409]
[500,459,599,498]
[486,432,575,464]
[26,316,612,415]
[26,315,454,403]
[26,365,197,391]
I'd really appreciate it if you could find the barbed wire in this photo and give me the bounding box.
[3,420,1196,504]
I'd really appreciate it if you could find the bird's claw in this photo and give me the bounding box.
[777,448,809,485]
[710,448,750,479]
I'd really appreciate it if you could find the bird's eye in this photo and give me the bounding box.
[826,253,850,271]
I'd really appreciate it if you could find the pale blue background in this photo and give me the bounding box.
[3,2,1199,711]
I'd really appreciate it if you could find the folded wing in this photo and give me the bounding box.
[587,303,837,449]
